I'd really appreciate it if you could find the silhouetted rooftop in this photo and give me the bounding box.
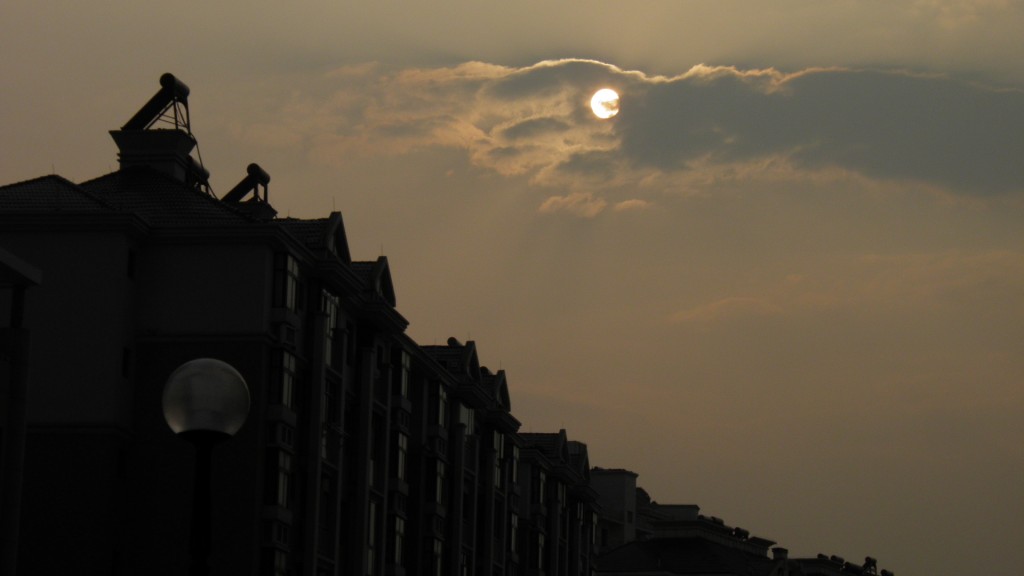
[79,166,250,227]
[520,430,567,461]
[0,174,112,212]
[595,537,776,576]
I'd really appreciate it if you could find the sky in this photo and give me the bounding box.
[3,2,1023,574]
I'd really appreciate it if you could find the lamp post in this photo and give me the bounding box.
[162,358,250,576]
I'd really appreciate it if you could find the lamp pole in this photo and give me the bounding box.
[163,359,249,576]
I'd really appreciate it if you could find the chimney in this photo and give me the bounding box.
[110,128,196,181]
[109,73,207,187]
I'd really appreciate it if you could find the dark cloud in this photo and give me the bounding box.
[301,60,1024,199]
[500,117,572,140]
[615,68,1024,195]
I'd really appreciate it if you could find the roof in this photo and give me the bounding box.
[351,256,397,306]
[0,174,113,212]
[278,218,333,250]
[520,429,569,463]
[422,337,481,379]
[78,166,251,227]
[595,537,776,576]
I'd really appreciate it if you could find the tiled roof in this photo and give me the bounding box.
[0,175,113,212]
[278,218,331,250]
[595,537,775,576]
[79,166,250,227]
[520,431,564,459]
[350,260,376,279]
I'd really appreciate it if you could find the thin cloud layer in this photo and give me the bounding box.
[241,59,1024,213]
[669,250,1024,324]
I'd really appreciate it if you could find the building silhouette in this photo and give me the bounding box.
[0,74,889,576]
[590,468,892,576]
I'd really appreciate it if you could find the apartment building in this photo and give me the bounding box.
[0,74,598,576]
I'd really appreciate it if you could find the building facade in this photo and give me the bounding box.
[0,74,598,576]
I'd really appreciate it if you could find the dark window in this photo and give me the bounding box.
[435,459,446,504]
[392,348,409,398]
[493,431,505,489]
[510,513,519,554]
[367,499,378,576]
[273,253,301,311]
[431,539,444,576]
[395,433,409,482]
[271,351,297,410]
[322,290,341,367]
[265,449,293,509]
[392,516,405,566]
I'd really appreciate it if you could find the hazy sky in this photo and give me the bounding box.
[3,2,1023,575]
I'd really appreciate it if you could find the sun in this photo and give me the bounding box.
[590,88,619,119]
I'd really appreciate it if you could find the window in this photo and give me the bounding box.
[510,513,519,554]
[369,423,378,487]
[436,385,448,427]
[271,350,297,410]
[268,422,295,448]
[277,451,292,508]
[322,379,339,459]
[393,516,406,566]
[511,445,520,485]
[535,533,545,572]
[435,459,446,504]
[368,500,377,576]
[536,470,546,505]
[322,290,340,367]
[393,348,410,398]
[493,431,505,488]
[273,253,301,311]
[432,539,444,576]
[458,403,475,432]
[266,450,293,509]
[265,521,290,546]
[395,433,409,482]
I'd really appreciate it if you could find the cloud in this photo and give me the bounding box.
[244,59,1024,203]
[612,199,651,212]
[670,296,783,323]
[669,250,1024,325]
[538,192,607,218]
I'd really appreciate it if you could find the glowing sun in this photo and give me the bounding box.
[590,88,619,119]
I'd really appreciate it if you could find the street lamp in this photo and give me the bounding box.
[162,358,250,576]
